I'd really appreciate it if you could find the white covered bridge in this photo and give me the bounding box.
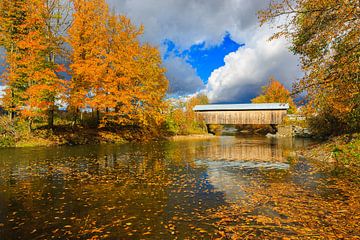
[193,103,289,125]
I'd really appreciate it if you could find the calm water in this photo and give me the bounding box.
[0,136,358,239]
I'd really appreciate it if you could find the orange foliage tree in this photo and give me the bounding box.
[251,77,296,113]
[67,0,109,123]
[1,0,168,137]
[0,0,66,129]
[68,0,168,135]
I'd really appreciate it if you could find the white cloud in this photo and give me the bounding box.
[0,86,5,102]
[107,0,267,49]
[0,1,303,104]
[206,26,302,103]
[164,55,204,95]
[0,1,302,102]
[105,0,302,101]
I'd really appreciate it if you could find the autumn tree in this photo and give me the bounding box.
[259,0,360,133]
[1,0,168,137]
[43,0,72,127]
[67,0,109,124]
[0,0,27,120]
[251,77,296,113]
[0,0,66,129]
[99,14,168,135]
[68,0,168,136]
[165,94,208,135]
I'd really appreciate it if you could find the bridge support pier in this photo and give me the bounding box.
[206,124,215,135]
[270,124,278,133]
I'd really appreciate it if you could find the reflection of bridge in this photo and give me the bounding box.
[195,139,287,162]
[193,103,289,125]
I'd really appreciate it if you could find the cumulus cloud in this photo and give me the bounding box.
[0,1,302,101]
[105,0,302,101]
[107,0,267,49]
[164,55,204,95]
[206,26,302,103]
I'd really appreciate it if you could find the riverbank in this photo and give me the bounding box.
[0,126,129,148]
[298,133,360,174]
[0,125,215,148]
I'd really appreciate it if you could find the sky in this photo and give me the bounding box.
[0,1,302,104]
[107,0,302,103]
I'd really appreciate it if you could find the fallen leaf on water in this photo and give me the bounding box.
[195,228,207,233]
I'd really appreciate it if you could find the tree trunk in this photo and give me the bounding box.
[9,90,15,121]
[48,108,54,129]
[96,109,100,126]
[80,110,83,124]
[72,108,79,127]
[28,119,33,132]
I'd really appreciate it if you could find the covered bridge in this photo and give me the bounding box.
[193,103,289,125]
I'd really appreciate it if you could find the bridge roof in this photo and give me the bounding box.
[193,103,289,111]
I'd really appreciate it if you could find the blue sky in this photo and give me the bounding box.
[164,33,244,84]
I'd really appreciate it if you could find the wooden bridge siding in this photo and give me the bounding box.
[196,110,287,125]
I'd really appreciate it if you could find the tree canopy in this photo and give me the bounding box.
[259,0,360,133]
[251,77,296,113]
[0,0,169,137]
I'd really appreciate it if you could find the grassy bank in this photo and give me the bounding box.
[299,133,360,173]
[0,126,129,148]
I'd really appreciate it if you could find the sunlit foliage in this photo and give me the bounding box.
[68,0,168,137]
[251,77,296,113]
[0,0,168,139]
[165,94,209,135]
[0,0,67,130]
[259,0,360,134]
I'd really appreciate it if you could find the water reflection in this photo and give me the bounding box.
[1,136,357,239]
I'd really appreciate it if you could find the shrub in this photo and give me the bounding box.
[0,116,16,147]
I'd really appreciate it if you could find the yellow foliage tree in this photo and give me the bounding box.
[259,0,360,133]
[251,77,296,113]
[68,0,168,137]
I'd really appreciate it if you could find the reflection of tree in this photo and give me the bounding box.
[0,141,223,239]
[0,137,330,239]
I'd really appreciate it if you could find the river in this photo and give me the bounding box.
[0,136,359,239]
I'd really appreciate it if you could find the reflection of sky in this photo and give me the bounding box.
[198,160,290,203]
